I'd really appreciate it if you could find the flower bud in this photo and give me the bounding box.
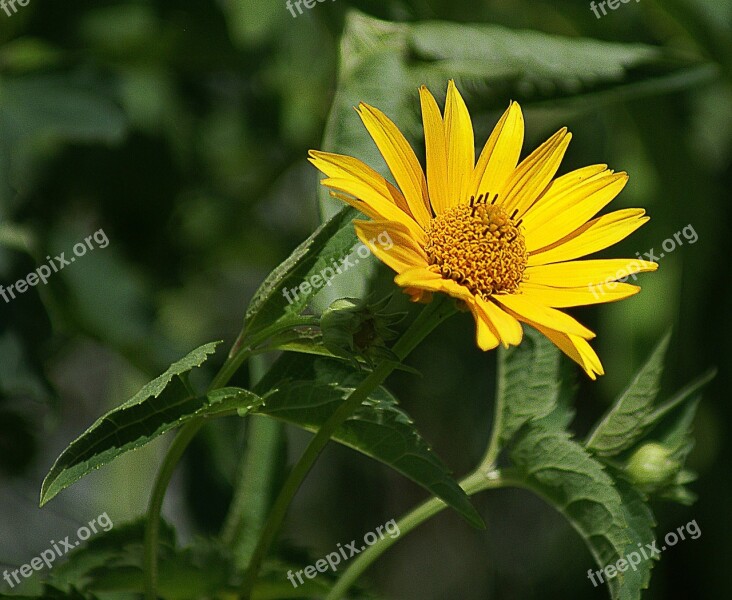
[625,443,679,488]
[320,297,403,365]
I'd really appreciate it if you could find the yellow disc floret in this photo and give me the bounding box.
[424,199,528,299]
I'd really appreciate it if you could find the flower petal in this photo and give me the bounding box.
[519,281,640,307]
[309,150,412,216]
[321,178,426,244]
[525,258,658,287]
[475,296,523,347]
[522,170,628,252]
[500,128,572,216]
[531,323,604,380]
[492,293,595,339]
[467,300,501,351]
[528,209,649,266]
[395,267,474,302]
[419,86,450,215]
[471,102,524,200]
[353,219,429,274]
[357,103,432,227]
[444,80,475,206]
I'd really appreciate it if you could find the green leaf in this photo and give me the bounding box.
[43,519,236,599]
[40,343,263,506]
[510,426,655,600]
[609,477,658,599]
[586,333,671,456]
[243,206,359,338]
[409,21,718,111]
[496,327,562,447]
[253,353,483,529]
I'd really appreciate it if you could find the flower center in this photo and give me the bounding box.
[424,200,528,299]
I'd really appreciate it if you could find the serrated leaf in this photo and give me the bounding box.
[409,22,717,111]
[40,343,263,506]
[510,426,655,600]
[243,206,359,337]
[252,353,483,529]
[496,327,561,447]
[607,477,658,600]
[44,520,235,599]
[586,334,671,456]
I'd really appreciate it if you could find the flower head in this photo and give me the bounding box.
[309,81,657,378]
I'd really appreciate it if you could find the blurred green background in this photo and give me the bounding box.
[0,0,729,598]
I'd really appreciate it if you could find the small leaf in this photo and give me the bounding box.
[40,343,263,506]
[243,206,359,338]
[496,326,562,447]
[253,353,483,529]
[586,333,671,456]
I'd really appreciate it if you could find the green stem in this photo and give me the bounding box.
[221,356,283,570]
[238,297,456,598]
[478,346,508,471]
[143,418,205,600]
[325,468,519,600]
[143,316,318,600]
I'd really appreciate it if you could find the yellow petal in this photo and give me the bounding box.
[500,128,572,216]
[419,86,450,215]
[492,293,595,339]
[394,267,474,302]
[467,300,501,351]
[471,102,524,200]
[528,209,649,266]
[321,178,426,244]
[444,80,475,206]
[531,323,604,380]
[353,219,429,274]
[525,258,658,287]
[523,171,628,252]
[357,103,432,227]
[309,150,412,216]
[475,297,523,347]
[519,281,640,307]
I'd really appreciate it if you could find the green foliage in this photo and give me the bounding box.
[495,327,562,448]
[253,352,483,528]
[40,342,263,507]
[586,334,671,456]
[243,206,359,339]
[494,331,712,600]
[511,426,656,600]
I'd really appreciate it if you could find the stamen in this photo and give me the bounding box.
[424,203,528,300]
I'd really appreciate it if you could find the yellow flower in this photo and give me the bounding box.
[309,81,657,379]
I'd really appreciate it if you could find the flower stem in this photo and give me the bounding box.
[478,346,508,471]
[143,418,205,600]
[238,297,456,598]
[325,468,515,600]
[143,316,318,600]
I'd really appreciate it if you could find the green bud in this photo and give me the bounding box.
[625,443,679,488]
[320,297,404,365]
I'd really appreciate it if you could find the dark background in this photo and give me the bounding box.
[0,0,729,598]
